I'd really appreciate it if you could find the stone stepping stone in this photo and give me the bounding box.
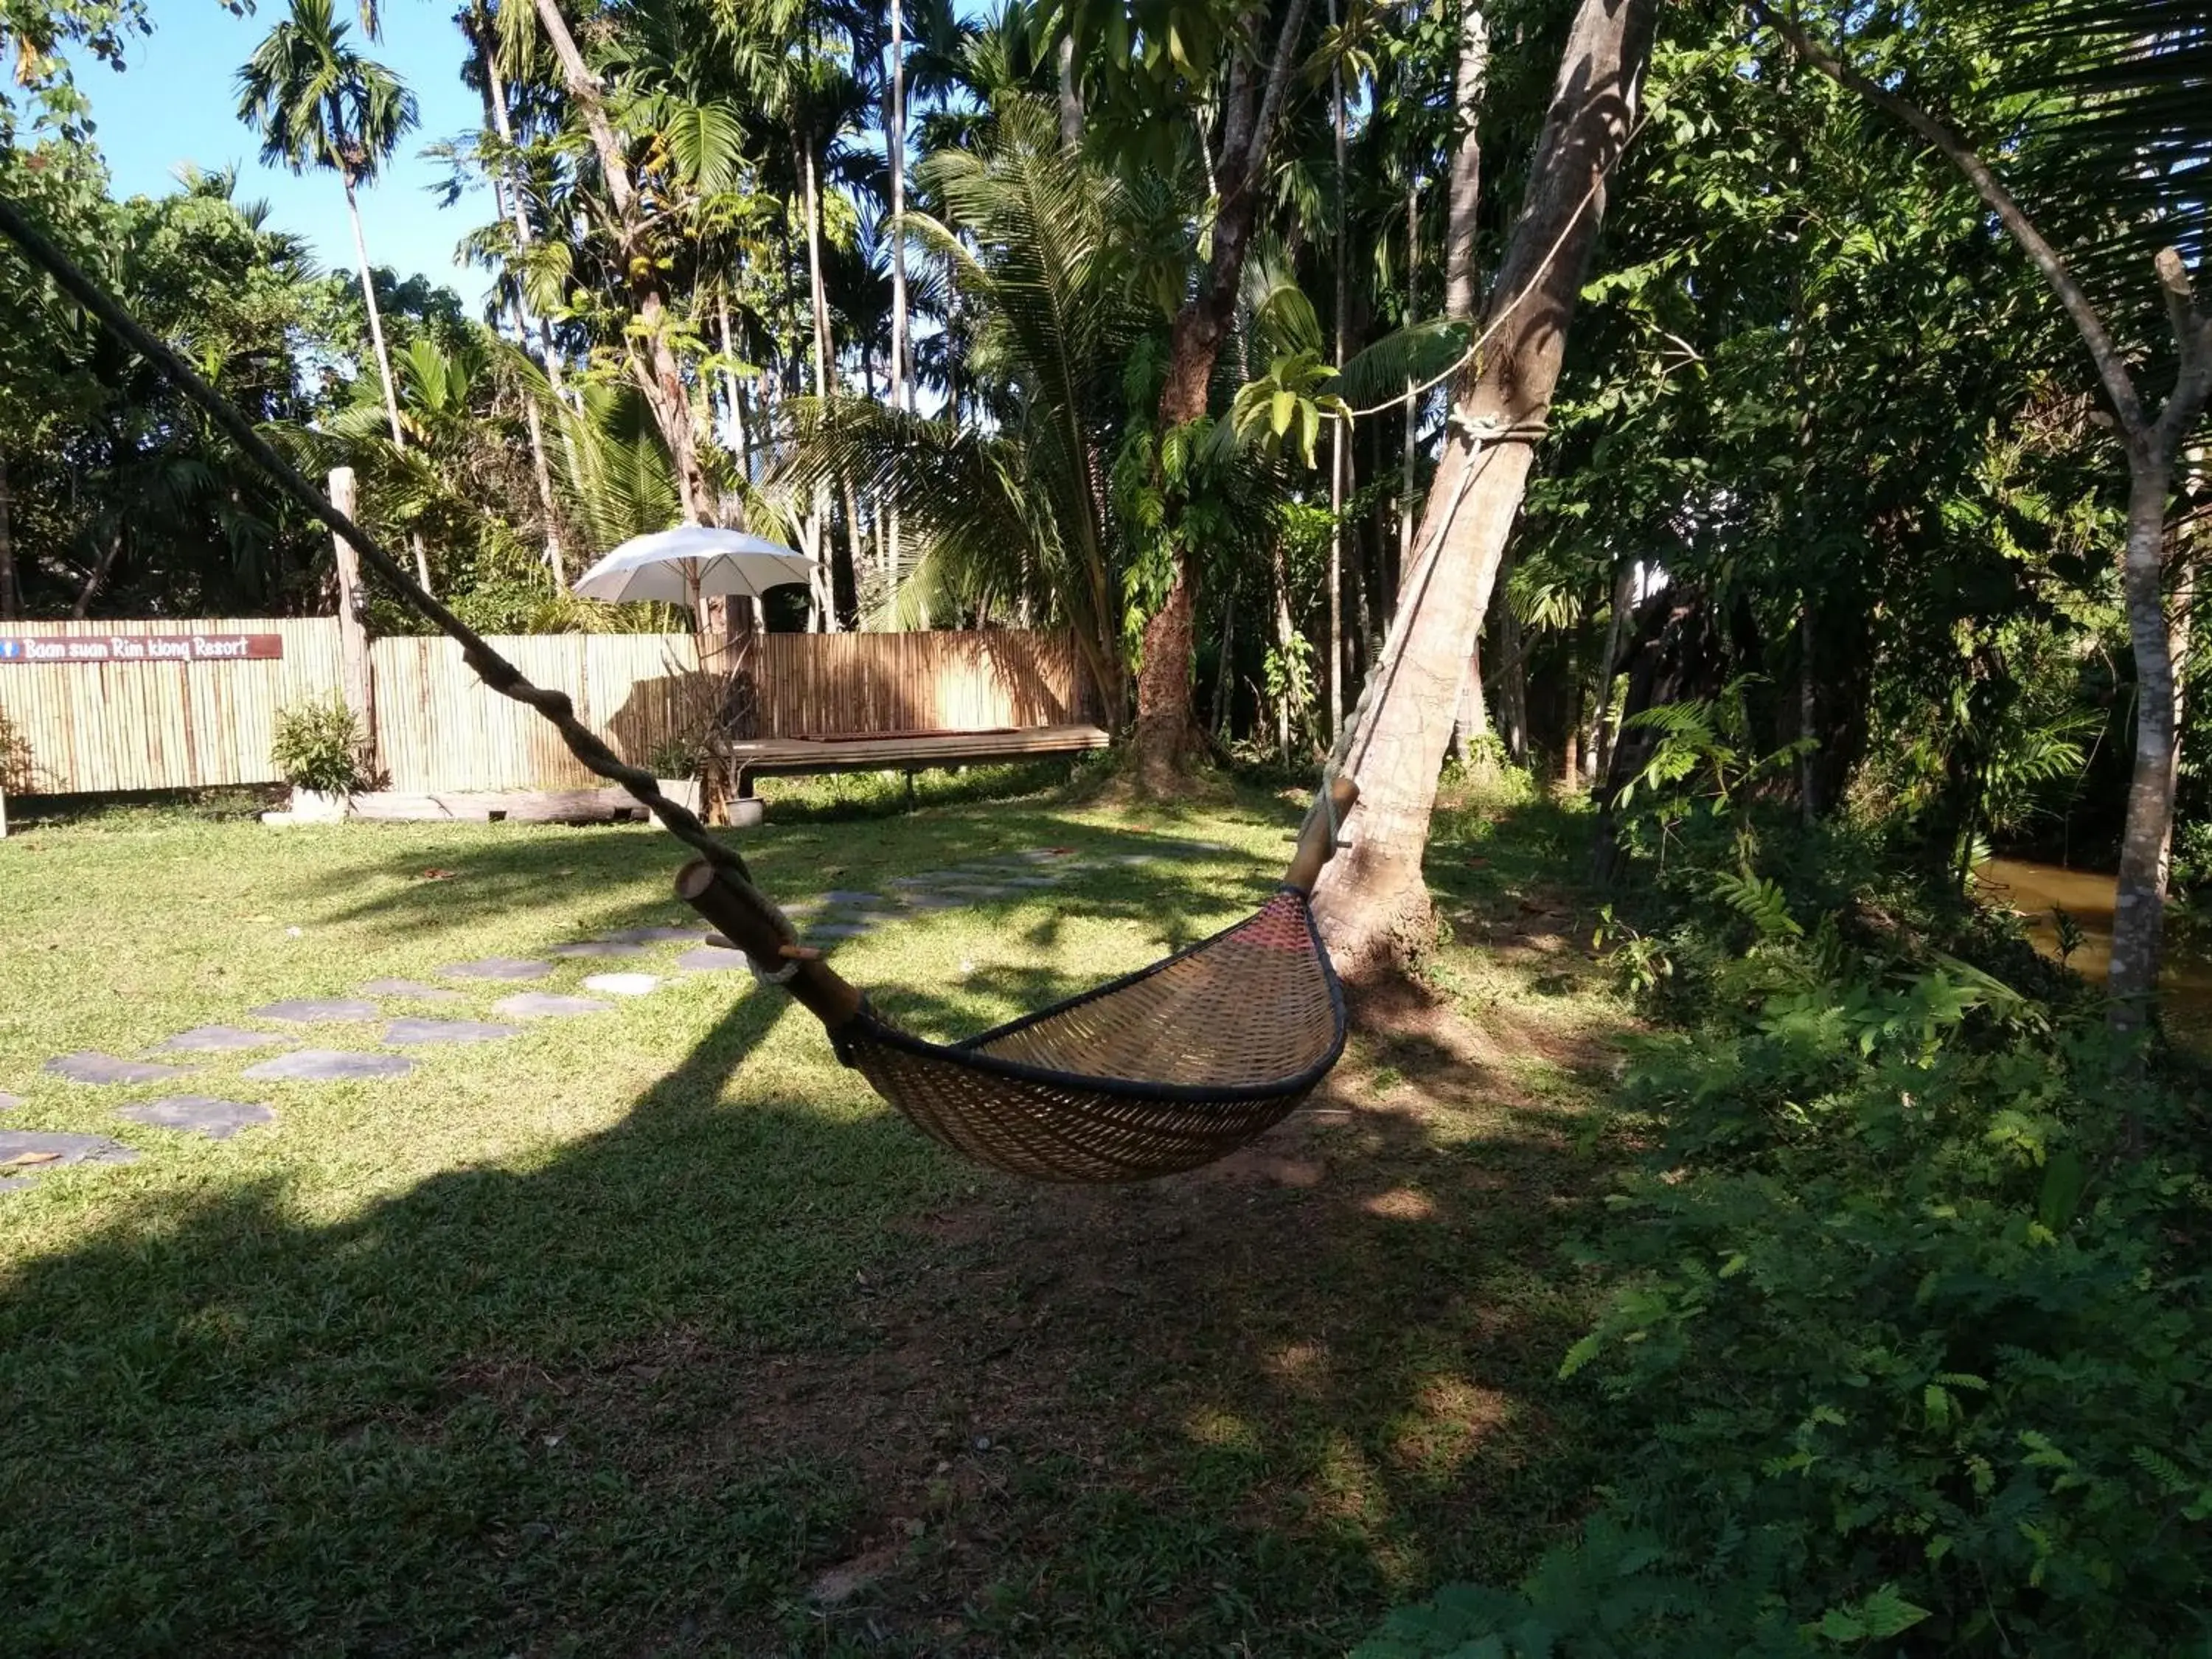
[253,998,382,1025]
[117,1096,275,1141]
[549,941,647,959]
[0,1129,139,1172]
[999,874,1062,888]
[895,894,968,911]
[945,885,1016,900]
[583,973,661,998]
[243,1049,414,1082]
[820,890,886,907]
[442,958,552,982]
[383,1018,521,1046]
[676,945,750,973]
[46,1052,195,1087]
[361,978,467,1004]
[152,1026,296,1054]
[602,925,704,944]
[808,923,876,941]
[0,1093,23,1113]
[493,992,615,1019]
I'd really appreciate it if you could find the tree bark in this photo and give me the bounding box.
[72,522,122,618]
[1441,3,1489,321]
[1327,0,1348,740]
[1442,4,1489,758]
[0,451,18,619]
[1127,0,1315,790]
[2110,462,2184,1013]
[472,22,566,580]
[532,0,713,526]
[1057,33,1083,148]
[1497,571,1528,762]
[1312,0,1658,975]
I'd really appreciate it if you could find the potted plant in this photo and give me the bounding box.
[645,734,705,815]
[268,695,369,822]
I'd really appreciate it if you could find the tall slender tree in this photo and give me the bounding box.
[1313,0,1660,973]
[237,0,431,589]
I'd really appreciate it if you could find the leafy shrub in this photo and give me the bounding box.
[645,733,703,780]
[268,695,369,794]
[1369,883,2212,1657]
[0,709,35,796]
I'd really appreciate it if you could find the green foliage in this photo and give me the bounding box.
[268,694,369,793]
[0,708,38,796]
[1376,823,2212,1659]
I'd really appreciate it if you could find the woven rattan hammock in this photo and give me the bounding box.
[0,193,1359,1185]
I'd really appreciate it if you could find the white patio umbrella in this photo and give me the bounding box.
[571,525,815,606]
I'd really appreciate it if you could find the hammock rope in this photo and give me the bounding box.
[0,187,1363,1182]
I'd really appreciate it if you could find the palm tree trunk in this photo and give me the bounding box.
[530,0,712,526]
[342,170,434,594]
[1327,0,1347,742]
[1128,0,1314,790]
[800,135,852,630]
[1399,172,1420,580]
[888,0,908,619]
[1057,34,1083,147]
[0,451,19,619]
[473,18,566,579]
[1312,0,1658,975]
[2111,462,2185,1015]
[1443,2,1488,759]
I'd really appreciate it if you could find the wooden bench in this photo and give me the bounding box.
[719,723,1112,796]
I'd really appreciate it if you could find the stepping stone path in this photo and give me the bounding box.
[583,973,660,997]
[0,1093,22,1113]
[244,1050,414,1082]
[442,958,552,982]
[549,941,646,959]
[360,978,467,1003]
[117,1097,274,1141]
[0,1129,139,1176]
[253,998,382,1024]
[602,926,703,944]
[46,1052,195,1086]
[820,890,886,906]
[808,923,875,941]
[677,945,750,972]
[894,894,967,911]
[383,1018,521,1046]
[493,992,615,1019]
[152,1026,295,1054]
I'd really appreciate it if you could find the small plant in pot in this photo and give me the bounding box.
[270,695,369,821]
[645,734,705,815]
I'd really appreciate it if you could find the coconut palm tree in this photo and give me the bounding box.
[776,98,1150,703]
[236,0,430,588]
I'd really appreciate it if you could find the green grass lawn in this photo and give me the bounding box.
[0,774,1625,1656]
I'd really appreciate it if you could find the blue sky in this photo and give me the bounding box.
[79,0,496,310]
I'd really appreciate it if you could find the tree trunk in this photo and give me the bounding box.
[2110,462,2183,1018]
[1441,5,1489,758]
[341,170,435,595]
[0,451,18,619]
[1312,0,1658,975]
[1400,173,1421,580]
[472,15,565,579]
[1127,0,1315,790]
[532,0,712,525]
[1441,3,1489,321]
[888,0,909,604]
[1057,33,1083,147]
[1273,537,1298,759]
[1327,0,1348,741]
[1590,557,1634,780]
[72,522,122,618]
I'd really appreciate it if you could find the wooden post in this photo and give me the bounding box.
[329,467,377,769]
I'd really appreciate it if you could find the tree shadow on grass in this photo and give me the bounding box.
[1,821,1619,1657]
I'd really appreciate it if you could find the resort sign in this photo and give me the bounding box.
[0,633,285,665]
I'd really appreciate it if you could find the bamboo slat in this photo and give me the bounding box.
[0,618,344,793]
